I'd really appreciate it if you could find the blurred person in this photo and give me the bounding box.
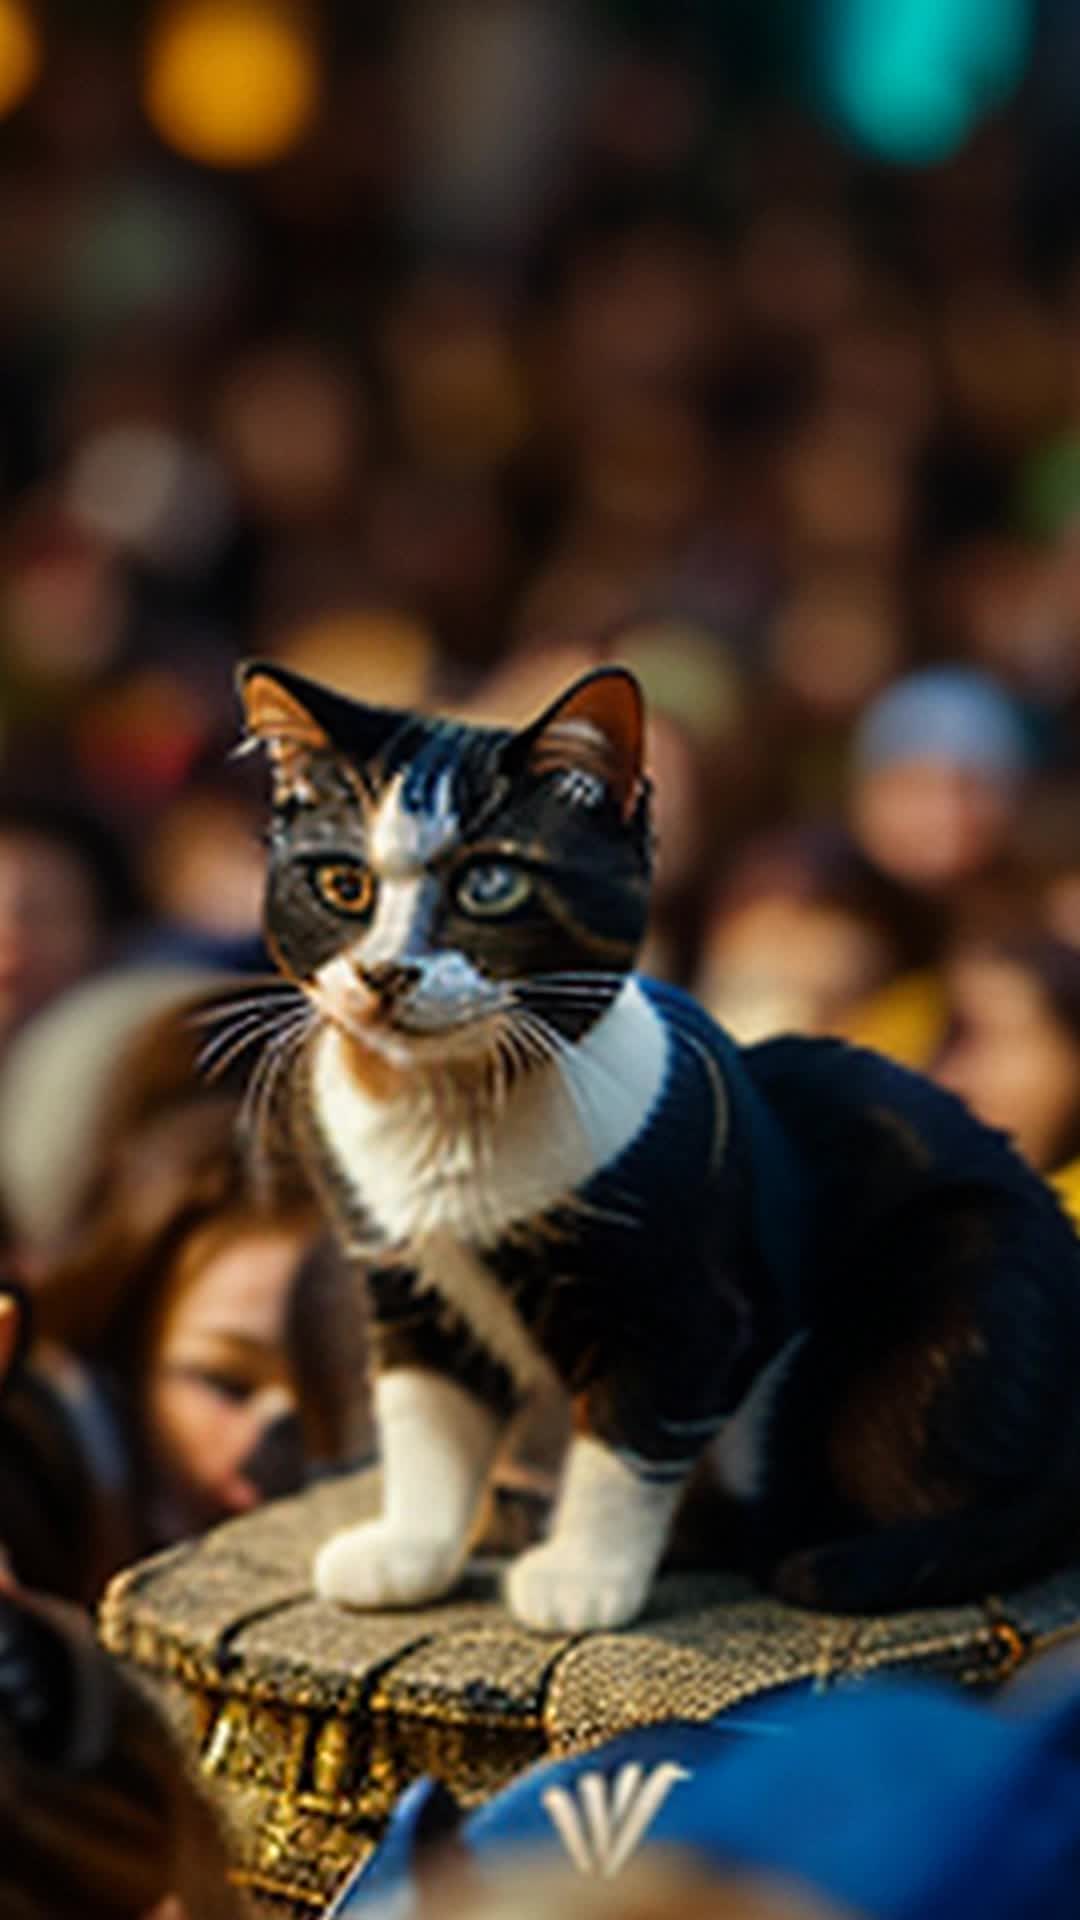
[0,499,127,707]
[777,409,910,564]
[612,615,769,856]
[1011,771,1080,949]
[329,1674,1080,1920]
[213,340,366,531]
[364,465,515,680]
[769,564,907,733]
[337,1858,840,1920]
[456,638,606,729]
[695,825,943,1044]
[0,795,136,1057]
[512,549,644,650]
[270,608,436,713]
[817,302,937,458]
[938,275,1064,452]
[612,619,745,761]
[542,212,715,422]
[636,705,714,982]
[0,965,227,1267]
[570,391,714,574]
[29,1090,319,1575]
[397,0,589,253]
[848,666,1031,898]
[928,532,1080,727]
[732,202,862,350]
[582,44,709,180]
[933,931,1080,1220]
[0,1585,246,1920]
[0,972,323,1594]
[138,767,268,971]
[73,667,216,826]
[379,268,529,472]
[764,563,910,818]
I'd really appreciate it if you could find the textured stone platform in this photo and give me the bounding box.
[100,1470,1080,1915]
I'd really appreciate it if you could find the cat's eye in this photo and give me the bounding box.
[455,860,532,917]
[311,860,375,917]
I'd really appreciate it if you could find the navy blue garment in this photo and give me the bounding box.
[549,980,815,1469]
[327,1674,1080,1919]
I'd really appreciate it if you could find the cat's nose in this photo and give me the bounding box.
[357,960,421,1002]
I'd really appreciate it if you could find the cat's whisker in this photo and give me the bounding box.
[197,1001,312,1082]
[194,1002,275,1039]
[237,1008,311,1142]
[493,1026,516,1112]
[517,992,619,1012]
[519,981,618,994]
[509,1009,549,1060]
[241,1013,313,1199]
[186,984,304,1026]
[514,1007,644,1230]
[247,1020,312,1204]
[518,976,624,992]
[523,970,629,987]
[195,998,296,1052]
[513,1009,566,1075]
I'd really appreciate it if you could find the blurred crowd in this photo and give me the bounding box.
[4,1,1080,1915]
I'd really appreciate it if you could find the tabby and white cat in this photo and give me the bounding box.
[237,660,1080,1631]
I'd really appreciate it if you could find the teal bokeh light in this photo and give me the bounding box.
[815,0,1032,164]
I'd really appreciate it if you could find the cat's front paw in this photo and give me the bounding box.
[313,1521,464,1610]
[505,1542,650,1632]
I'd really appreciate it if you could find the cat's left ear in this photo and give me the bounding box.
[512,667,646,821]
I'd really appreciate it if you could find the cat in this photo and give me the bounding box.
[235,657,1080,1631]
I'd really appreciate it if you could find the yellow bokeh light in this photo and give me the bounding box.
[0,0,40,120]
[143,0,320,169]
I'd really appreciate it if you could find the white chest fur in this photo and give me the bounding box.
[310,978,668,1252]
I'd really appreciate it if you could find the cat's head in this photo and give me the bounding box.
[237,662,652,1068]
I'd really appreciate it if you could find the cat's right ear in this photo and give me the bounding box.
[236,662,404,803]
[236,663,334,805]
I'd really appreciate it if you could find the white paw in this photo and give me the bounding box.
[313,1521,464,1610]
[505,1543,650,1632]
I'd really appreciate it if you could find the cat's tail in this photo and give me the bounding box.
[769,1469,1080,1618]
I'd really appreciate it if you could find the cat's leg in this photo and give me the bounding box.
[505,1435,685,1631]
[314,1367,502,1607]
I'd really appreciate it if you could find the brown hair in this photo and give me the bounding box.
[422,1856,850,1920]
[34,1095,312,1361]
[0,1591,246,1920]
[31,1092,317,1568]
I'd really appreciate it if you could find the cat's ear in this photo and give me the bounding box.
[512,666,646,821]
[236,661,404,800]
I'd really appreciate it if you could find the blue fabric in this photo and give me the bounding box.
[327,1676,1080,1919]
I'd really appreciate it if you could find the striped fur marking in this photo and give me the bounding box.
[369,768,459,874]
[413,1230,548,1396]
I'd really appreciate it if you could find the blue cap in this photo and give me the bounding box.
[327,1676,1080,1920]
[853,668,1029,778]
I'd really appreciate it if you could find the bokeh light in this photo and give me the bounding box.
[0,0,40,120]
[816,0,1031,164]
[143,0,320,169]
